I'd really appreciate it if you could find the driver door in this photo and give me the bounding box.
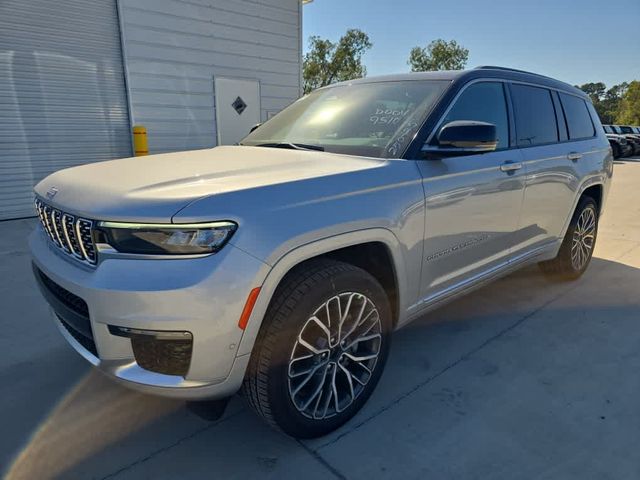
[416,81,527,303]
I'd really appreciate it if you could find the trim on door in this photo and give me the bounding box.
[405,240,557,320]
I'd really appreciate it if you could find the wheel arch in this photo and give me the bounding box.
[581,184,603,215]
[236,228,406,357]
[559,177,606,241]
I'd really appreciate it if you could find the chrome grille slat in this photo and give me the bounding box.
[50,209,68,251]
[77,220,97,263]
[35,199,97,266]
[43,206,59,246]
[75,219,92,263]
[62,213,84,258]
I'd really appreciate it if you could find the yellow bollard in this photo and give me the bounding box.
[132,125,149,156]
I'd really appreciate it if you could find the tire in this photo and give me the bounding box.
[242,259,392,438]
[612,143,621,159]
[539,196,598,280]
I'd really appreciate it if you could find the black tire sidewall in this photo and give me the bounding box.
[265,266,392,438]
[613,144,620,159]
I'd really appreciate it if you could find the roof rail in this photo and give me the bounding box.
[474,65,548,76]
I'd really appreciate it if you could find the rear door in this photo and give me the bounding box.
[416,81,527,301]
[508,83,581,256]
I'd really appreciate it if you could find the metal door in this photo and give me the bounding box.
[214,77,260,145]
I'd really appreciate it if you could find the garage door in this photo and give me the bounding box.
[0,0,131,220]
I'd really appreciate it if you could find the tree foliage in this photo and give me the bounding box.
[408,39,469,72]
[577,82,629,124]
[302,29,372,94]
[616,81,640,124]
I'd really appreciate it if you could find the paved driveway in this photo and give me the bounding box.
[2,159,640,480]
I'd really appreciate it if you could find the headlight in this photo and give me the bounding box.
[94,221,237,255]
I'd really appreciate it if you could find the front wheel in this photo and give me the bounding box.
[242,259,392,438]
[539,196,598,280]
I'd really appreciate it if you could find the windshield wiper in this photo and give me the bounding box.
[253,142,324,152]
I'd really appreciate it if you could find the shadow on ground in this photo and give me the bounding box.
[4,254,640,479]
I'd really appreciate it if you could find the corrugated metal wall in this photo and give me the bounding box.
[118,0,302,153]
[0,0,131,220]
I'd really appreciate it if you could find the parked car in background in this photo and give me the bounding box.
[603,125,632,158]
[607,125,640,155]
[618,126,640,153]
[30,66,613,438]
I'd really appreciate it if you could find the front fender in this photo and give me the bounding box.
[236,227,407,357]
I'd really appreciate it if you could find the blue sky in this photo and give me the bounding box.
[302,0,640,88]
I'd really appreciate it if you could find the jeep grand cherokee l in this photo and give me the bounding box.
[31,66,612,438]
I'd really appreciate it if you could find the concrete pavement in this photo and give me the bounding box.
[1,159,639,479]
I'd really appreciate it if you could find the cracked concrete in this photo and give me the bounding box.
[1,159,639,479]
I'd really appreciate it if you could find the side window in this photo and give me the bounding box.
[559,93,595,139]
[440,82,509,150]
[511,84,558,146]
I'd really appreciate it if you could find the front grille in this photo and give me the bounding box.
[33,266,97,357]
[35,198,97,265]
[36,268,89,318]
[58,314,98,357]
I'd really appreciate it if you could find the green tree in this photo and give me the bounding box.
[408,39,469,72]
[577,82,628,124]
[616,81,640,124]
[302,29,372,94]
[577,82,606,104]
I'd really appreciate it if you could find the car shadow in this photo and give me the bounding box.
[3,256,640,479]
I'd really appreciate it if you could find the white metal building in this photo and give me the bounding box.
[0,0,302,220]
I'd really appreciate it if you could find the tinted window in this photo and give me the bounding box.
[603,125,613,134]
[559,93,595,139]
[619,126,633,134]
[511,84,558,146]
[440,82,509,149]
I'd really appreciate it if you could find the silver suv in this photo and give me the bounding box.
[30,66,612,438]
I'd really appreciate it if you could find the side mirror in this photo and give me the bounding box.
[249,123,262,133]
[423,120,498,157]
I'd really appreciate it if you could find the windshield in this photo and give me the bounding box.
[241,80,450,158]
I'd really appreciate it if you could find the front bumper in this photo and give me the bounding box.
[30,227,269,400]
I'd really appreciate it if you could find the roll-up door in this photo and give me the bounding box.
[0,0,131,220]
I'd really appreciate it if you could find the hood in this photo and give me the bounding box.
[606,134,626,142]
[34,146,385,222]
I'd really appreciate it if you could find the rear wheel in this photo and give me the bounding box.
[242,259,392,438]
[539,196,598,280]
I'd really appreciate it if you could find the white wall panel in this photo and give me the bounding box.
[119,0,301,153]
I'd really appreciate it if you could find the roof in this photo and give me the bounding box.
[330,66,587,99]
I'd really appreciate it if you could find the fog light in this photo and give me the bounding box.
[109,325,193,377]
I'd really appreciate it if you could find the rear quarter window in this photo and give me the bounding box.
[560,93,595,140]
[510,84,558,147]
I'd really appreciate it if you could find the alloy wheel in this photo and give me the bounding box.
[571,206,596,271]
[287,292,382,419]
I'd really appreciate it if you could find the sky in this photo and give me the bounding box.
[302,0,640,88]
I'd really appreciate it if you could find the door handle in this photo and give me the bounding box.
[500,162,523,173]
[567,152,582,162]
